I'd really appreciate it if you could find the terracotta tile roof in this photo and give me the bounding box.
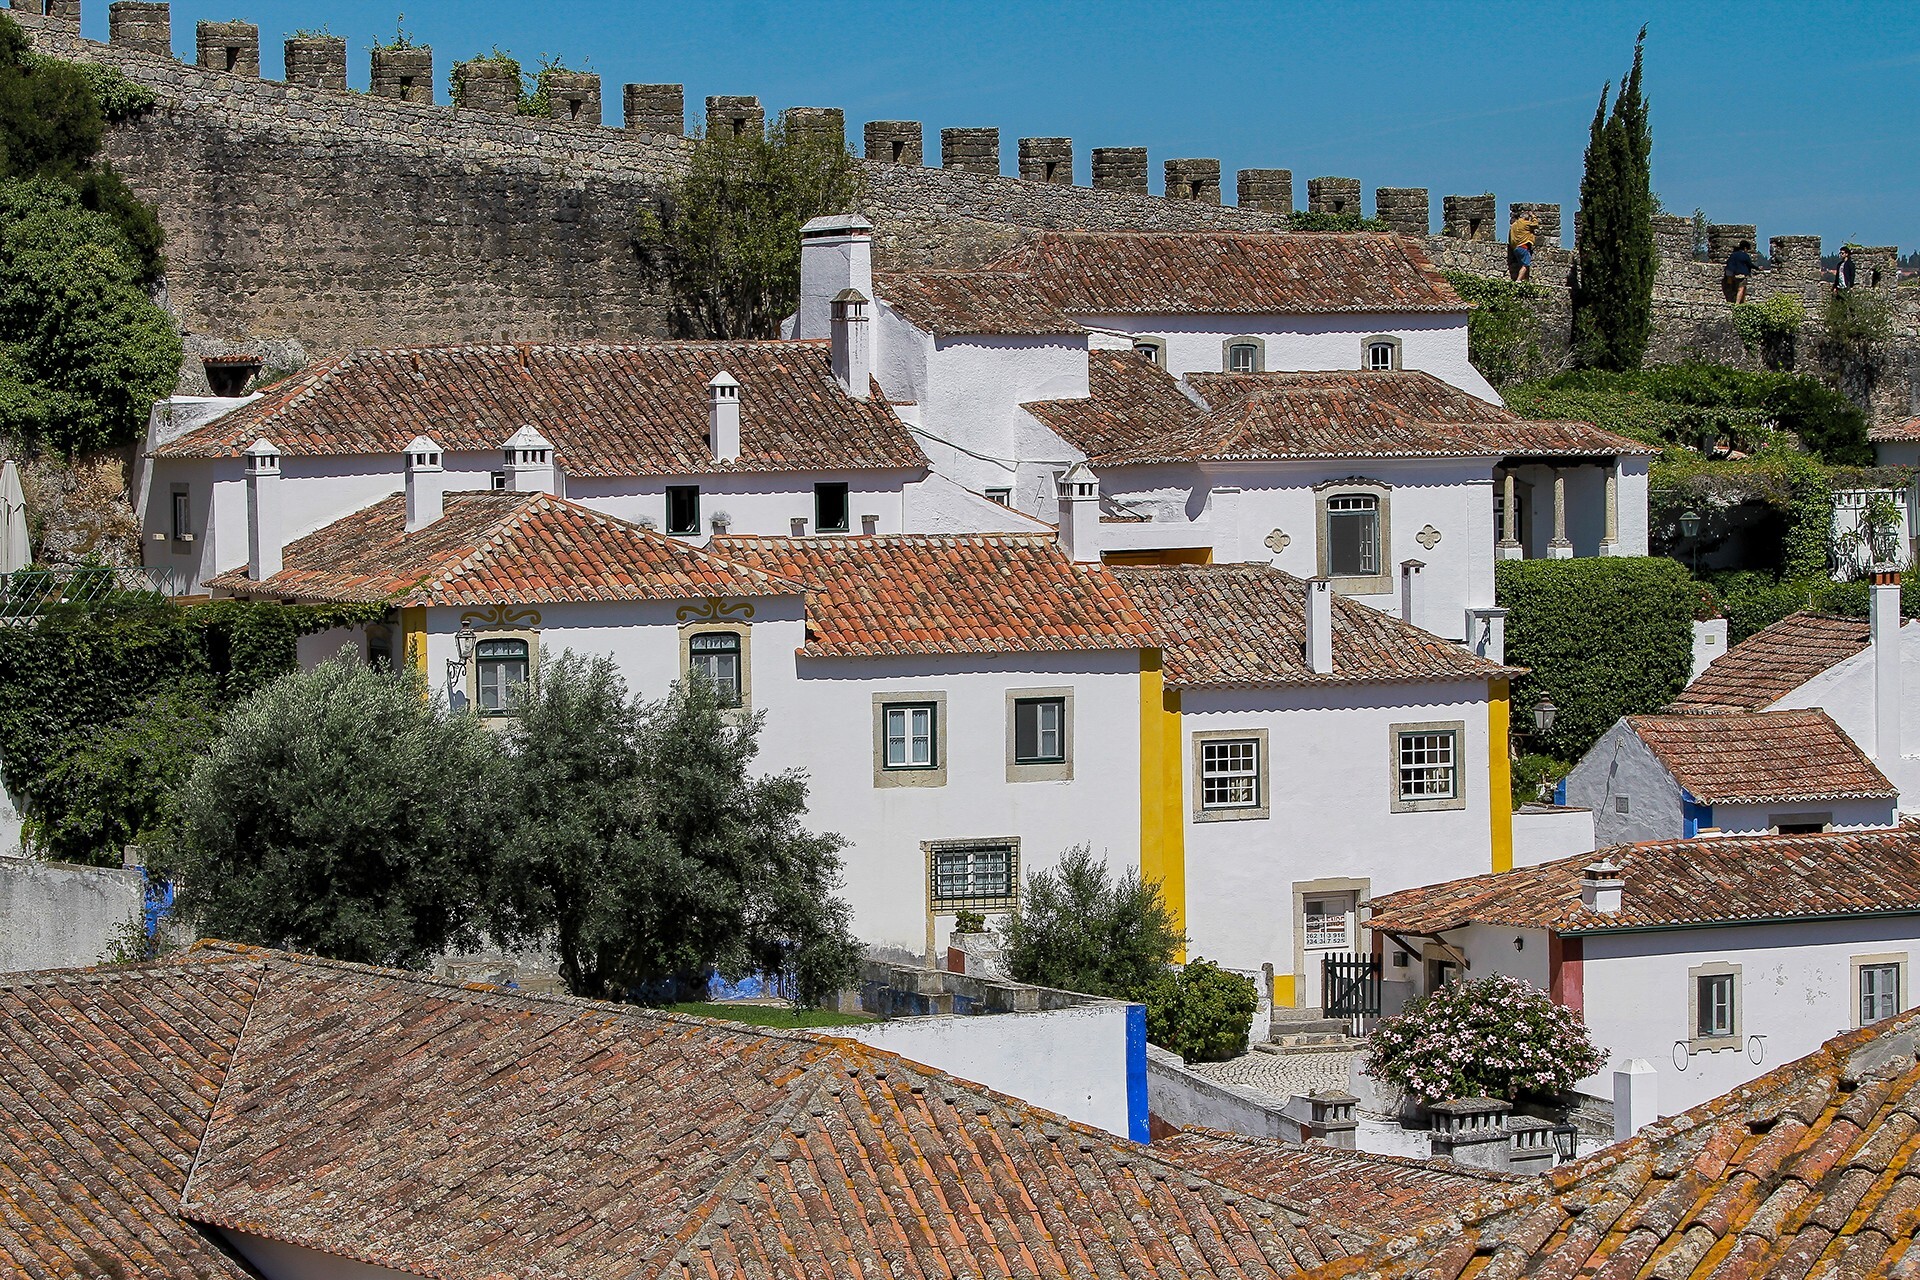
[1153,1131,1516,1234]
[708,533,1159,657]
[1113,562,1518,689]
[2,944,1399,1279]
[206,490,798,606]
[1669,612,1873,713]
[150,342,927,478]
[1868,415,1920,442]
[1304,1005,1920,1280]
[1626,708,1895,804]
[1027,354,1652,466]
[1366,823,1920,936]
[873,270,1087,337]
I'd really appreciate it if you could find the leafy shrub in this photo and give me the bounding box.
[1498,558,1696,760]
[951,910,987,935]
[1511,752,1571,808]
[1729,293,1804,366]
[999,844,1184,999]
[28,690,218,865]
[1649,449,1838,580]
[1286,210,1389,233]
[1141,959,1259,1064]
[1367,974,1607,1105]
[1442,271,1546,387]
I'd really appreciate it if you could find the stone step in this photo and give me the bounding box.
[1268,1015,1349,1038]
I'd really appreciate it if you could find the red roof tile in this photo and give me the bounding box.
[709,533,1159,657]
[873,270,1086,337]
[1113,563,1517,689]
[151,342,927,478]
[1868,416,1920,442]
[206,491,797,606]
[1669,612,1875,714]
[1027,353,1652,465]
[1303,1005,1920,1279]
[1366,824,1920,936]
[1627,708,1895,804]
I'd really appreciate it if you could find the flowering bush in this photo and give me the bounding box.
[1365,974,1606,1106]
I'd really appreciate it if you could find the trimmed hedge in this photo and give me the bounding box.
[1141,958,1259,1064]
[1497,558,1697,760]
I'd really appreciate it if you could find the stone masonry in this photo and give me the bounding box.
[1091,147,1148,195]
[282,34,345,90]
[107,1,168,55]
[1374,187,1429,239]
[1307,176,1360,216]
[623,84,682,136]
[194,21,257,77]
[543,72,600,127]
[1164,158,1221,204]
[941,128,999,175]
[1509,201,1561,248]
[1018,137,1072,186]
[782,107,844,149]
[1443,193,1496,240]
[705,95,763,139]
[1708,223,1757,262]
[1236,169,1291,214]
[370,46,432,103]
[454,59,518,114]
[865,121,922,165]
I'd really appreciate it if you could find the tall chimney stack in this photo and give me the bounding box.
[1400,559,1426,630]
[404,435,445,531]
[795,214,873,340]
[242,438,282,581]
[707,372,741,463]
[1305,577,1334,674]
[501,425,558,494]
[830,289,872,399]
[1056,465,1101,564]
[1873,568,1902,762]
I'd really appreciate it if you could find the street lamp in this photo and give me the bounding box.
[445,619,477,688]
[1533,695,1557,736]
[1679,508,1703,575]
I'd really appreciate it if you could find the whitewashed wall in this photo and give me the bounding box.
[1709,797,1897,834]
[1512,805,1596,866]
[1566,720,1684,847]
[1774,627,1920,810]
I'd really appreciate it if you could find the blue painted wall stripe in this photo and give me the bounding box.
[1125,1002,1150,1143]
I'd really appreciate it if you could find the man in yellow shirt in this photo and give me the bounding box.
[1508,214,1539,282]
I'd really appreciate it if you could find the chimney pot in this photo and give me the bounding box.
[501,425,558,494]
[830,288,872,400]
[708,371,742,463]
[404,434,445,531]
[1580,857,1625,913]
[242,438,282,581]
[1305,577,1334,674]
[1400,558,1426,629]
[1056,464,1101,564]
[1873,569,1902,762]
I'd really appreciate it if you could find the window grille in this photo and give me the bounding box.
[929,842,1017,909]
[1201,738,1261,809]
[1398,731,1458,800]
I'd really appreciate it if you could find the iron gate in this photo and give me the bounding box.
[1321,952,1382,1018]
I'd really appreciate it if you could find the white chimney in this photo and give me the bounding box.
[707,372,741,463]
[1580,858,1625,914]
[501,425,557,494]
[1873,568,1902,762]
[404,435,445,532]
[795,214,873,340]
[1206,485,1242,562]
[1056,464,1101,564]
[242,438,282,581]
[1400,559,1426,629]
[830,289,872,399]
[1305,577,1334,675]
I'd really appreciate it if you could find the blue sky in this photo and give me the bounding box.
[105,1,1920,251]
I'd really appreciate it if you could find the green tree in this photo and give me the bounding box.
[30,688,218,864]
[1000,844,1184,998]
[489,654,860,1005]
[1141,959,1259,1064]
[633,119,865,338]
[1571,29,1655,371]
[161,654,505,969]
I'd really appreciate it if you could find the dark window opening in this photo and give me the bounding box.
[891,139,905,162]
[490,471,507,491]
[815,482,850,533]
[398,75,414,100]
[689,632,742,706]
[224,46,239,71]
[1327,494,1380,576]
[567,98,582,120]
[1044,161,1058,182]
[1013,697,1066,764]
[170,489,191,542]
[666,485,700,536]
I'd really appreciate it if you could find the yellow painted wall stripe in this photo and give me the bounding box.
[1139,649,1187,959]
[400,607,429,678]
[1489,676,1514,873]
[1272,973,1295,1009]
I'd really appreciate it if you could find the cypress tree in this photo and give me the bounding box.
[1572,29,1655,371]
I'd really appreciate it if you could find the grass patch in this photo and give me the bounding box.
[664,1001,873,1029]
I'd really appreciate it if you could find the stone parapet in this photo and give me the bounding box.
[195,20,257,76]
[1237,168,1291,214]
[1444,193,1496,240]
[1018,136,1072,185]
[370,46,432,103]
[454,59,518,114]
[623,84,682,135]
[1091,147,1148,194]
[1307,175,1360,215]
[1708,223,1756,262]
[705,95,763,139]
[941,127,999,175]
[1769,235,1824,278]
[1510,201,1560,247]
[541,72,600,127]
[782,106,844,148]
[1374,186,1429,238]
[1164,158,1221,204]
[1652,213,1696,260]
[865,120,921,165]
[108,1,170,56]
[283,35,346,91]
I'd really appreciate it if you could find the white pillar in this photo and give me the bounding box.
[1873,568,1902,762]
[1549,468,1573,559]
[1498,469,1523,560]
[1613,1059,1658,1141]
[1305,577,1334,675]
[242,438,281,581]
[707,372,741,463]
[404,435,445,532]
[1599,461,1621,556]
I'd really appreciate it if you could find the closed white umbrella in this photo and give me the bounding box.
[0,460,28,573]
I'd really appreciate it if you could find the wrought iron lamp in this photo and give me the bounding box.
[445,619,477,687]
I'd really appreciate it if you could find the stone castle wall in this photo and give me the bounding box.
[11,3,1916,418]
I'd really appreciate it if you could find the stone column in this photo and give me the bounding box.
[1498,470,1523,560]
[1549,469,1573,559]
[1600,462,1620,556]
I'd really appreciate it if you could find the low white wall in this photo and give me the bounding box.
[0,858,145,973]
[1144,1044,1302,1141]
[844,1001,1137,1137]
[1512,805,1596,866]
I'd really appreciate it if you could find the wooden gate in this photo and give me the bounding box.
[1321,952,1382,1018]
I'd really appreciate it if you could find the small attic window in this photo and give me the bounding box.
[1133,339,1165,366]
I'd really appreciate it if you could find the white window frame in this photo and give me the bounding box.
[1363,335,1403,371]
[1132,337,1167,367]
[1390,721,1467,813]
[873,692,947,788]
[1852,953,1908,1028]
[1687,961,1741,1051]
[1006,688,1073,782]
[1193,728,1269,821]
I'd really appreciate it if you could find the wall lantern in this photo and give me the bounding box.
[445,619,477,686]
[1514,936,1525,951]
[1533,695,1557,736]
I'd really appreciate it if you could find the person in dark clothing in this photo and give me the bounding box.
[1834,244,1857,290]
[1722,241,1755,303]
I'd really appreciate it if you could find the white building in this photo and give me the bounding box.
[1564,707,1898,846]
[1366,826,1920,1117]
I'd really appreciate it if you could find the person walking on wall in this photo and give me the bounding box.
[1834,244,1857,291]
[1722,240,1755,304]
[1508,212,1538,282]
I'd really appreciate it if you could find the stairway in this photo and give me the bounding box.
[1265,1005,1362,1052]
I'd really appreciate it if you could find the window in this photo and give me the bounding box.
[1860,963,1900,1025]
[1364,336,1402,371]
[927,840,1018,910]
[666,485,700,536]
[688,632,742,706]
[1696,973,1735,1039]
[1398,731,1457,800]
[884,703,938,769]
[490,471,507,491]
[1201,739,1261,809]
[1771,814,1831,835]
[814,482,850,533]
[1132,338,1165,367]
[170,488,191,543]
[1012,697,1065,763]
[1326,495,1380,576]
[1227,342,1260,373]
[984,488,1012,506]
[1303,897,1351,949]
[475,638,530,715]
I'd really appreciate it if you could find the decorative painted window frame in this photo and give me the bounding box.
[1363,334,1403,371]
[1222,336,1266,373]
[1005,687,1074,783]
[1389,720,1468,813]
[1192,727,1270,822]
[1313,476,1393,596]
[873,692,948,788]
[1687,960,1742,1052]
[463,622,541,722]
[1851,952,1908,1029]
[679,619,753,714]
